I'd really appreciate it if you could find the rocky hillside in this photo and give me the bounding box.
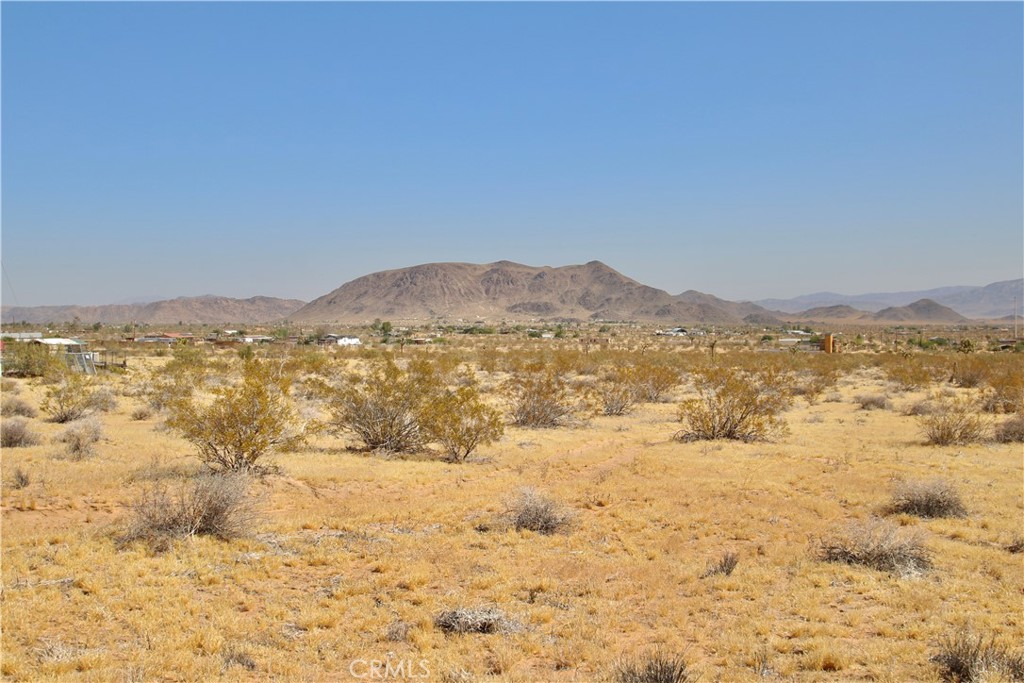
[290,261,780,324]
[1,296,306,325]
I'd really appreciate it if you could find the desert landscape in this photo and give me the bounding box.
[1,309,1022,682]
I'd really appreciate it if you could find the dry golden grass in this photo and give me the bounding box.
[2,346,1022,682]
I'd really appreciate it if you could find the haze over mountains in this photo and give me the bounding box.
[757,279,1022,319]
[0,296,306,326]
[1,262,1018,326]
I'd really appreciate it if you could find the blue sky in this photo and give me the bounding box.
[2,2,1022,307]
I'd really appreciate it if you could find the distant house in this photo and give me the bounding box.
[1,332,43,341]
[135,332,195,344]
[321,334,362,346]
[33,337,88,352]
[241,335,274,344]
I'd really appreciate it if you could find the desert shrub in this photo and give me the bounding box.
[855,393,892,411]
[119,472,257,548]
[504,370,577,428]
[887,478,967,518]
[792,366,840,405]
[675,366,790,442]
[920,398,987,445]
[700,551,739,578]
[40,371,95,423]
[1006,537,1024,554]
[385,620,412,643]
[597,378,640,416]
[418,384,504,462]
[884,357,934,391]
[8,467,31,490]
[86,386,118,413]
[434,607,520,635]
[504,488,573,535]
[948,357,988,389]
[166,360,309,472]
[903,398,937,416]
[56,417,103,459]
[994,414,1024,443]
[982,365,1024,413]
[0,418,41,448]
[131,406,154,421]
[932,629,1024,682]
[614,652,694,683]
[629,363,681,403]
[1,397,37,418]
[1,342,61,378]
[329,356,439,452]
[818,518,931,576]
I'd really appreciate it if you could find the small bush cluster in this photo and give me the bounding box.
[994,414,1024,443]
[504,369,578,428]
[119,472,257,550]
[614,652,694,683]
[676,366,790,442]
[932,629,1024,682]
[887,478,967,518]
[818,518,931,576]
[41,371,95,423]
[700,551,739,579]
[0,417,41,448]
[504,488,573,535]
[855,394,892,411]
[87,386,118,413]
[166,360,308,472]
[1,397,37,418]
[330,357,502,460]
[920,398,987,445]
[56,418,104,459]
[434,607,520,635]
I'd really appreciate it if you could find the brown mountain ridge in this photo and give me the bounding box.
[1,296,307,326]
[289,260,782,325]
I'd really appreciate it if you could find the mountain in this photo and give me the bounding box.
[789,305,868,322]
[290,260,780,324]
[757,279,1023,318]
[1,296,307,325]
[872,299,969,323]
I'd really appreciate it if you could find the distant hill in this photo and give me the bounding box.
[872,299,969,323]
[1,296,307,325]
[290,260,780,324]
[757,279,1022,318]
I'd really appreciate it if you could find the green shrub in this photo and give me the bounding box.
[166,360,308,472]
[418,384,504,462]
[675,366,790,442]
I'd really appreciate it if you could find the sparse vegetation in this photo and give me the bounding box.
[434,607,520,635]
[418,384,504,462]
[920,397,988,445]
[1,396,37,418]
[818,518,931,576]
[505,369,578,428]
[932,629,1024,682]
[994,413,1024,443]
[40,370,95,423]
[700,551,739,578]
[504,488,573,534]
[675,366,790,442]
[887,478,967,518]
[56,417,103,459]
[614,652,694,683]
[0,417,41,448]
[119,472,257,549]
[855,393,892,411]
[166,359,309,471]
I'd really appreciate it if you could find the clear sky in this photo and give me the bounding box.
[2,2,1022,307]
